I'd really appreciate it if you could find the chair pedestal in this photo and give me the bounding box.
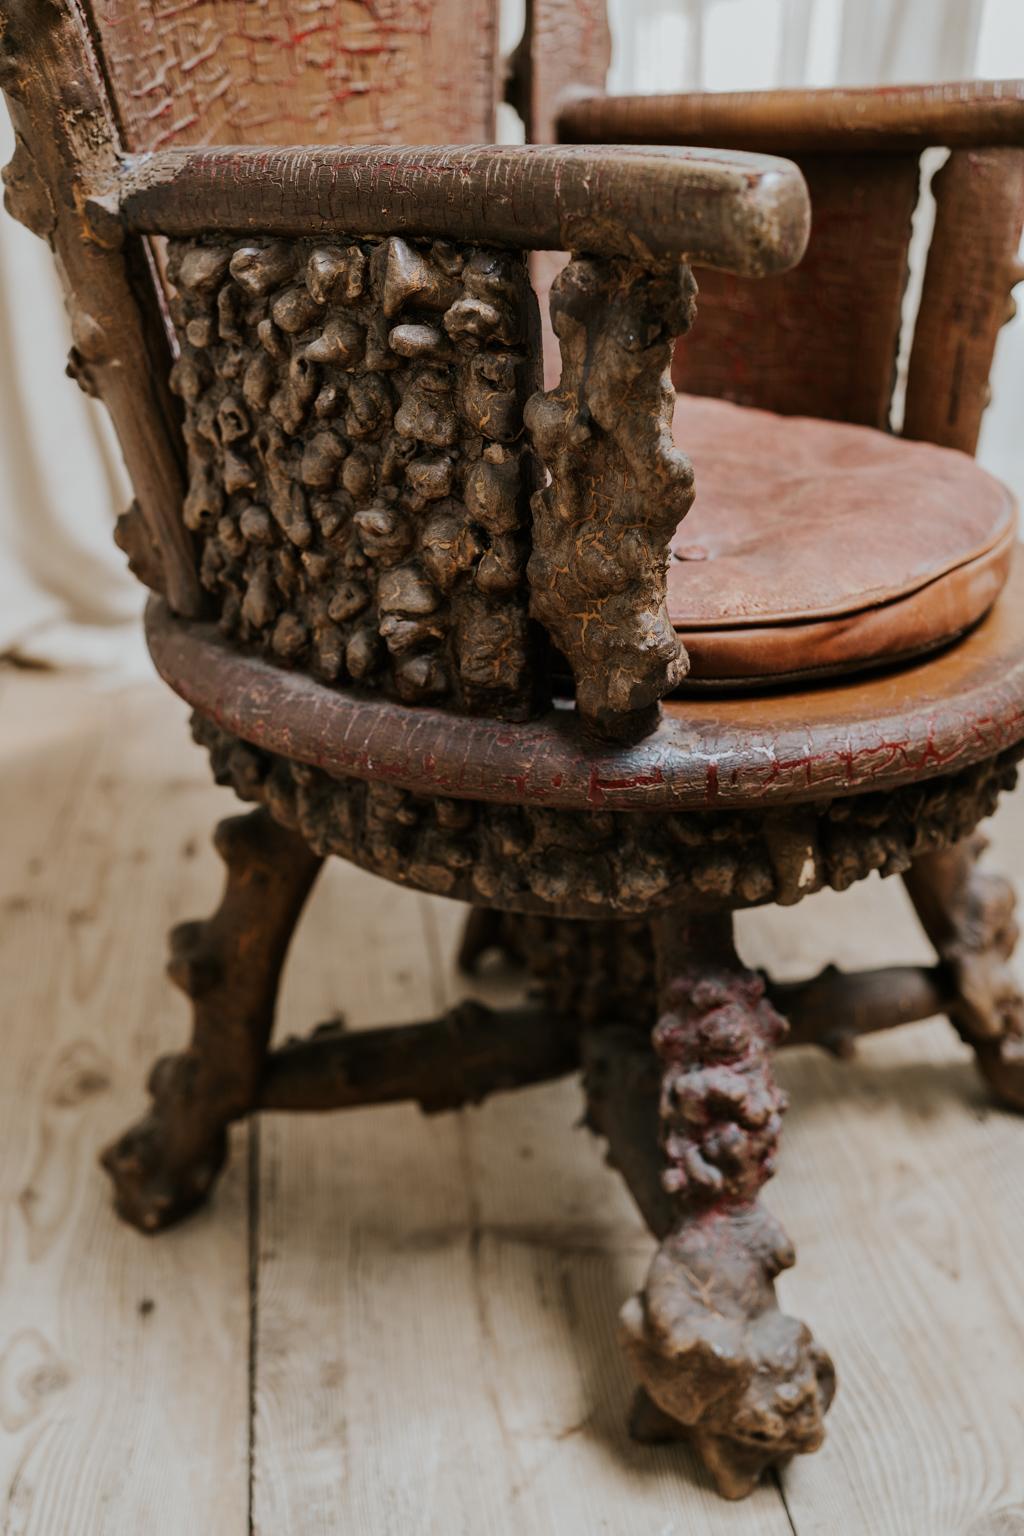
[584,911,836,1498]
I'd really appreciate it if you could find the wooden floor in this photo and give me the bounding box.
[2,668,1024,1535]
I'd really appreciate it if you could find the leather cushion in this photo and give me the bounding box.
[668,395,1017,685]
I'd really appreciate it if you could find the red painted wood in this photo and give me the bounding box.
[85,0,501,151]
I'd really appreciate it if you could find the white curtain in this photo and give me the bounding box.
[605,0,991,92]
[0,110,144,671]
[1,0,1021,671]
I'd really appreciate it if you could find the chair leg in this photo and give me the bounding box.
[101,808,323,1232]
[456,905,524,975]
[903,831,1024,1111]
[585,911,835,1499]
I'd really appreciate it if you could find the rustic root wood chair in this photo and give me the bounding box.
[4,0,1024,1500]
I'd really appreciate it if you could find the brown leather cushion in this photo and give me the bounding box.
[669,395,1017,686]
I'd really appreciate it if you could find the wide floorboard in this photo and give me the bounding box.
[2,670,1023,1535]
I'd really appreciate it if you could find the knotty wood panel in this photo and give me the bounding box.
[87,0,500,150]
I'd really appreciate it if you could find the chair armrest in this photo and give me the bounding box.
[559,81,1024,156]
[113,144,810,741]
[115,143,808,279]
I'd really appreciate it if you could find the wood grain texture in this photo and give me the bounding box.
[904,147,1024,454]
[510,0,611,144]
[0,0,199,615]
[0,674,249,1532]
[145,550,1024,812]
[558,80,1024,154]
[115,144,811,277]
[671,155,919,426]
[86,0,500,150]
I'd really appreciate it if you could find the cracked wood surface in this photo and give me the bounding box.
[86,0,500,150]
[146,551,1024,812]
[115,143,811,276]
[4,669,1024,1531]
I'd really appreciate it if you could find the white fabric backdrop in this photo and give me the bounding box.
[2,0,1022,671]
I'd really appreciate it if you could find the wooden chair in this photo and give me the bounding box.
[3,0,1024,1499]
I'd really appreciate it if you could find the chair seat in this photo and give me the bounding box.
[669,395,1017,686]
[149,554,1024,815]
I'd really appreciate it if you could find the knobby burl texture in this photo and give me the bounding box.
[473,914,655,1027]
[167,233,541,718]
[526,255,697,738]
[620,944,835,1498]
[193,713,1020,920]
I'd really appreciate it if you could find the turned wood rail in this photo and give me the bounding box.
[558,79,1024,153]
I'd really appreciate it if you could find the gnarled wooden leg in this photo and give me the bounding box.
[584,912,834,1499]
[101,808,322,1231]
[903,831,1024,1110]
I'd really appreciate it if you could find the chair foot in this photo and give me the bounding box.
[586,912,835,1498]
[101,808,322,1232]
[101,1061,230,1233]
[621,1207,835,1498]
[903,831,1024,1111]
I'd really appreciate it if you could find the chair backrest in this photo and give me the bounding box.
[83,0,503,150]
[561,84,1024,454]
[80,0,610,151]
[1,0,812,744]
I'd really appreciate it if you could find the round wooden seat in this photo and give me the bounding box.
[146,548,1024,816]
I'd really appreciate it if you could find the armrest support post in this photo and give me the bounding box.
[526,255,697,739]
